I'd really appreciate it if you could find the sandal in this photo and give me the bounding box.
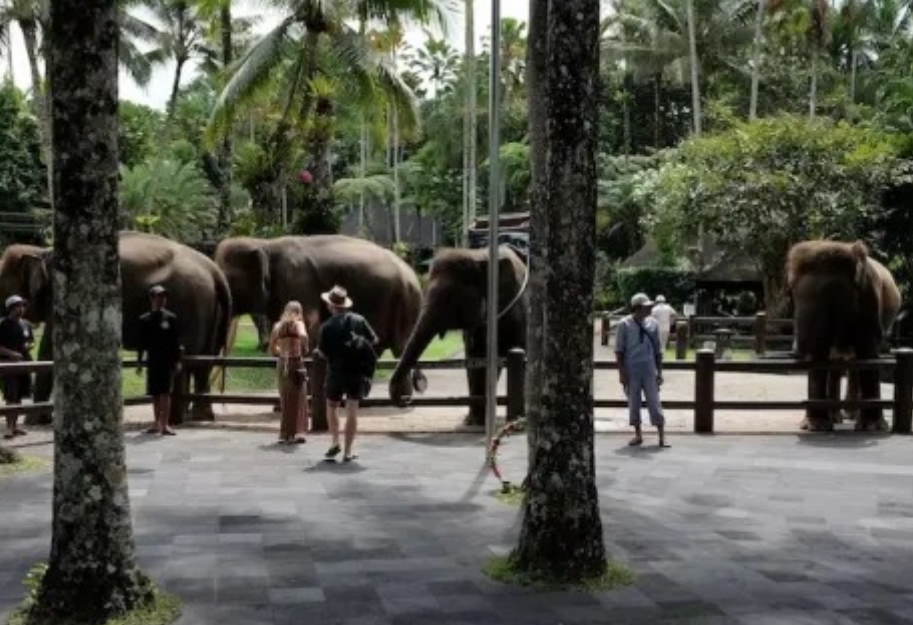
[292,437,306,444]
[145,427,160,435]
[343,454,359,462]
[659,440,671,448]
[628,437,643,447]
[162,429,176,436]
[324,444,341,459]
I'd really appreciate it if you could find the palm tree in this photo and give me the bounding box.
[408,29,460,96]
[807,0,829,118]
[208,0,456,230]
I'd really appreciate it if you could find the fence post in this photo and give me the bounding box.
[754,311,767,356]
[506,348,526,422]
[308,354,328,432]
[675,320,688,361]
[694,348,715,433]
[601,313,610,346]
[892,348,913,434]
[688,315,696,349]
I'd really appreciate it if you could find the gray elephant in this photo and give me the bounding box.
[787,239,901,432]
[213,234,424,396]
[0,231,232,424]
[388,245,528,426]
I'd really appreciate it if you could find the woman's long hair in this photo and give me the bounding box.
[278,301,305,337]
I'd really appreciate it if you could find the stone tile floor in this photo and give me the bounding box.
[3,430,913,624]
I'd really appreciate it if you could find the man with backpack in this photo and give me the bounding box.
[316,285,378,462]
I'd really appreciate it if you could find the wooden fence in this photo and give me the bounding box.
[600,312,794,357]
[2,347,912,435]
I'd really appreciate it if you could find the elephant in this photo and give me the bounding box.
[213,234,424,397]
[0,231,233,424]
[787,239,901,432]
[388,245,529,426]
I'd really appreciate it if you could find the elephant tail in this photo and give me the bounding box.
[852,240,869,289]
[209,274,233,395]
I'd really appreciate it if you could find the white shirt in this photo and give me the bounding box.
[651,303,676,331]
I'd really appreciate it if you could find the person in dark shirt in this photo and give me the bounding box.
[136,285,182,436]
[317,285,377,462]
[0,295,34,439]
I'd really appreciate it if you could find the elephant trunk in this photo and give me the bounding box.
[389,312,440,403]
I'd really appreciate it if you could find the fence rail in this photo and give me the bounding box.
[600,311,795,357]
[1,348,911,434]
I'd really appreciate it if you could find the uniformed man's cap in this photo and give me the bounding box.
[5,295,25,310]
[149,285,168,296]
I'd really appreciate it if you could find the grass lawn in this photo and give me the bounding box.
[33,323,465,398]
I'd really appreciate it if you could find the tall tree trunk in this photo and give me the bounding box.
[19,18,53,207]
[167,57,186,123]
[809,53,818,119]
[462,0,477,246]
[686,0,701,136]
[849,48,857,103]
[524,0,548,477]
[512,0,606,581]
[217,2,234,232]
[653,72,662,147]
[31,0,153,618]
[748,0,764,120]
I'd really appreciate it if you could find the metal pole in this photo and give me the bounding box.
[485,0,501,448]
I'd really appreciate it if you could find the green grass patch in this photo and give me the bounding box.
[5,563,181,625]
[36,323,465,398]
[0,453,49,479]
[492,484,526,506]
[483,554,636,592]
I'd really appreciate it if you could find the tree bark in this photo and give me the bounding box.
[511,0,606,581]
[523,0,548,478]
[217,1,234,232]
[31,0,153,619]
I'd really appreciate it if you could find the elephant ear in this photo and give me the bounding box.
[22,251,52,303]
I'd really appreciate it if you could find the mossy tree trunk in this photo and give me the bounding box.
[30,0,153,619]
[511,0,607,581]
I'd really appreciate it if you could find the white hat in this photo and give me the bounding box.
[656,295,666,303]
[630,292,654,309]
[5,295,25,310]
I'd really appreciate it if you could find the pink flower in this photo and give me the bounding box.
[298,170,313,184]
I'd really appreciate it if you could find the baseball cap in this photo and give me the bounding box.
[5,295,25,310]
[148,285,168,296]
[630,292,654,309]
[656,295,666,303]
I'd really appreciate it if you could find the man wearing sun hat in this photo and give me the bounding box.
[0,295,35,439]
[615,292,669,448]
[316,284,378,462]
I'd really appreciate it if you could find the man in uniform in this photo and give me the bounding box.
[136,285,182,436]
[0,295,34,439]
[616,292,669,448]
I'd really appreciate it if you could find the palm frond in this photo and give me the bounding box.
[206,15,298,143]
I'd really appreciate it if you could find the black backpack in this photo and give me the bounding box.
[344,314,378,380]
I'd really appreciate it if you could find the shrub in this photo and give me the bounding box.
[615,266,695,306]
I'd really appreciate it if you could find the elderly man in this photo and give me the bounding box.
[651,295,677,351]
[615,292,669,448]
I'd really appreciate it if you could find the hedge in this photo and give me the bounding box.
[615,266,695,306]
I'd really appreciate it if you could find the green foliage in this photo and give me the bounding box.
[484,555,636,591]
[0,84,45,229]
[118,101,165,169]
[480,142,531,212]
[120,158,218,242]
[642,115,908,303]
[616,266,695,306]
[6,562,181,625]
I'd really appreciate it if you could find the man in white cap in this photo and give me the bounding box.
[0,295,35,439]
[615,292,669,448]
[651,295,677,351]
[316,285,378,462]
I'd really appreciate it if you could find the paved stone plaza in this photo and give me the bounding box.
[3,429,913,624]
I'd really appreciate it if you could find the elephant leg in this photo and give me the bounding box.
[843,369,860,422]
[856,365,887,432]
[464,328,486,426]
[26,331,53,426]
[252,314,271,352]
[189,365,215,422]
[803,367,833,432]
[827,369,844,425]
